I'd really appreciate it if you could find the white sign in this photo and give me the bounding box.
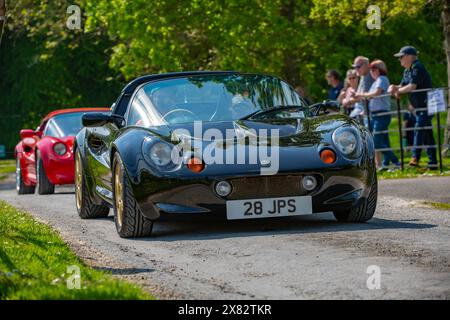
[427,89,446,115]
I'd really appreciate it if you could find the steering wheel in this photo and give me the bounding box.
[161,108,196,123]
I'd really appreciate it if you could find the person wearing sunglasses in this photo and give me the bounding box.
[388,46,437,169]
[338,69,360,118]
[356,60,400,170]
[350,56,374,116]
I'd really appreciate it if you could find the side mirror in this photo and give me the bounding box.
[310,100,340,116]
[322,100,340,113]
[20,129,35,139]
[82,112,112,127]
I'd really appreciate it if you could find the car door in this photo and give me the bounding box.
[85,122,119,201]
[85,98,127,202]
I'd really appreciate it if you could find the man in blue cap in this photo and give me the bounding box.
[388,45,437,168]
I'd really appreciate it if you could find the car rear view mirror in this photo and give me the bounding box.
[20,129,35,139]
[82,112,112,127]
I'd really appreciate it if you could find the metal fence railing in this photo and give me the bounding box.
[359,87,449,173]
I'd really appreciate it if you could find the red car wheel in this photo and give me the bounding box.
[16,157,35,195]
[36,150,55,195]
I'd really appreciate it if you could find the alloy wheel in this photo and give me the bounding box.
[114,163,124,228]
[16,158,21,191]
[75,152,83,210]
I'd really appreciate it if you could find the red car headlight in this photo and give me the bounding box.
[53,143,67,156]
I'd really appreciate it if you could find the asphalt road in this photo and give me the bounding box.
[1,176,450,299]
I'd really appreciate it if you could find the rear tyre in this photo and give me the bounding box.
[333,173,377,223]
[36,150,55,195]
[16,158,35,195]
[75,149,109,219]
[112,153,153,238]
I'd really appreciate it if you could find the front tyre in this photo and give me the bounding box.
[333,173,378,223]
[16,158,35,195]
[75,149,109,219]
[113,153,153,238]
[36,150,55,195]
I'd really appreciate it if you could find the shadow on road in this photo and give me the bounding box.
[130,212,436,242]
[0,180,74,194]
[0,178,438,242]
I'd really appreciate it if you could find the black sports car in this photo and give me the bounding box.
[74,71,377,238]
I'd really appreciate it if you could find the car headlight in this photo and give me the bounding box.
[332,126,361,159]
[142,140,173,167]
[53,143,67,156]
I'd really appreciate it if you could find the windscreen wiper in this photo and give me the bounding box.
[240,105,305,120]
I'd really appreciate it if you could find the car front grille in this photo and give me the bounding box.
[227,175,309,199]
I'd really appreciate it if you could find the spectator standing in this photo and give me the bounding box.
[356,60,400,170]
[388,46,437,168]
[350,56,374,118]
[338,69,359,116]
[326,70,343,100]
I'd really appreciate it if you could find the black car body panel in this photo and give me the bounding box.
[76,71,376,221]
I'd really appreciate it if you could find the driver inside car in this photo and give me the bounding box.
[230,89,255,119]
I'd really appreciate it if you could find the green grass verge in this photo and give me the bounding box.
[0,200,152,299]
[0,160,15,175]
[377,155,450,180]
[422,201,450,210]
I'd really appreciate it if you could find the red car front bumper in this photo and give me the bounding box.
[45,151,75,185]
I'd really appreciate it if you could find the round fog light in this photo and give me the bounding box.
[215,181,232,197]
[302,175,317,191]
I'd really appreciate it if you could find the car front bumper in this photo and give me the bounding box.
[45,153,75,185]
[132,165,374,220]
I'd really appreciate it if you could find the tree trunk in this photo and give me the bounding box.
[0,0,6,48]
[280,0,301,86]
[442,0,450,156]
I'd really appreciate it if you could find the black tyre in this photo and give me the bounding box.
[36,150,55,195]
[16,158,35,195]
[112,153,153,238]
[333,173,378,223]
[75,149,109,219]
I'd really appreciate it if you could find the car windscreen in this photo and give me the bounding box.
[43,112,85,138]
[126,74,309,126]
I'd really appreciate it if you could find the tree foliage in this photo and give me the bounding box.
[0,0,122,155]
[81,0,445,96]
[0,0,447,155]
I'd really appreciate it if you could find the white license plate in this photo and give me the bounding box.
[226,196,312,220]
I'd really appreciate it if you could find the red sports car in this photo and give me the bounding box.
[15,108,110,195]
